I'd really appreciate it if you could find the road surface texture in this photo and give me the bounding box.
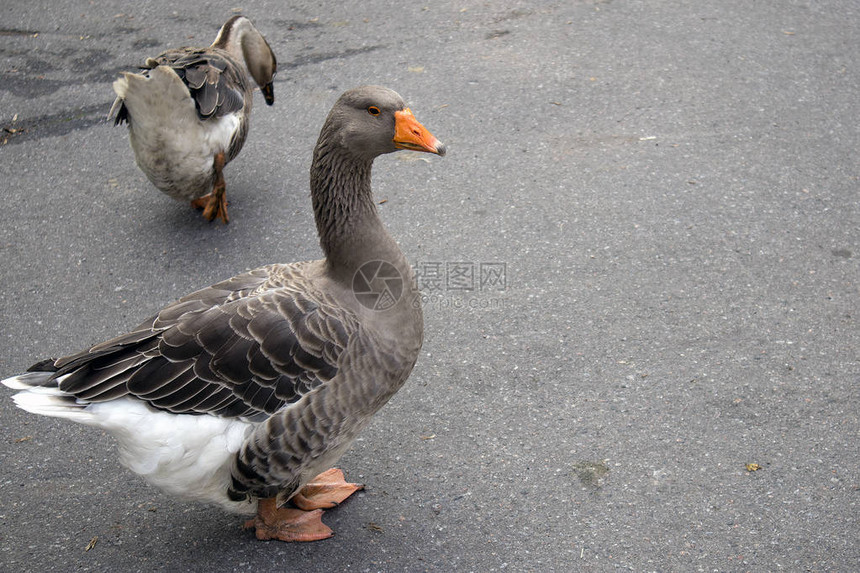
[1,1,857,571]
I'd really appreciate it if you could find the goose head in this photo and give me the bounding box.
[213,15,277,105]
[319,86,446,161]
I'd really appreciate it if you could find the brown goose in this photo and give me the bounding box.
[3,86,445,542]
[110,15,277,223]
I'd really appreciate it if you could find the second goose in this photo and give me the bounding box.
[111,15,277,223]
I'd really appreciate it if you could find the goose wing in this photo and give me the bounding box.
[33,264,356,422]
[149,48,247,119]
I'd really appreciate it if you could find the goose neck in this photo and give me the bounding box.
[311,146,402,277]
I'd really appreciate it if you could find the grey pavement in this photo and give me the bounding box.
[1,1,858,571]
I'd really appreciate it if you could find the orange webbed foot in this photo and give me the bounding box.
[191,192,229,224]
[244,499,333,542]
[243,469,364,542]
[292,468,366,511]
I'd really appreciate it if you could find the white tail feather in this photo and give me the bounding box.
[112,74,129,100]
[2,371,53,389]
[108,75,129,119]
[2,376,38,391]
[10,387,94,424]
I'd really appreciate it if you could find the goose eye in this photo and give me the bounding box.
[367,106,381,116]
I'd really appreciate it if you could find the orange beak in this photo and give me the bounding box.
[394,108,446,156]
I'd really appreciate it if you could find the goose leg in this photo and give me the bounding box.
[190,152,230,224]
[291,468,365,510]
[244,498,332,542]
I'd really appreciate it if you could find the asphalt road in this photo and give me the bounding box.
[1,1,858,571]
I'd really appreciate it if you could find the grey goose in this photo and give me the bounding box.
[4,86,445,542]
[110,15,277,223]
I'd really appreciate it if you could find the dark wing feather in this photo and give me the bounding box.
[247,343,279,379]
[39,265,356,421]
[148,48,248,120]
[127,359,195,398]
[210,335,255,383]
